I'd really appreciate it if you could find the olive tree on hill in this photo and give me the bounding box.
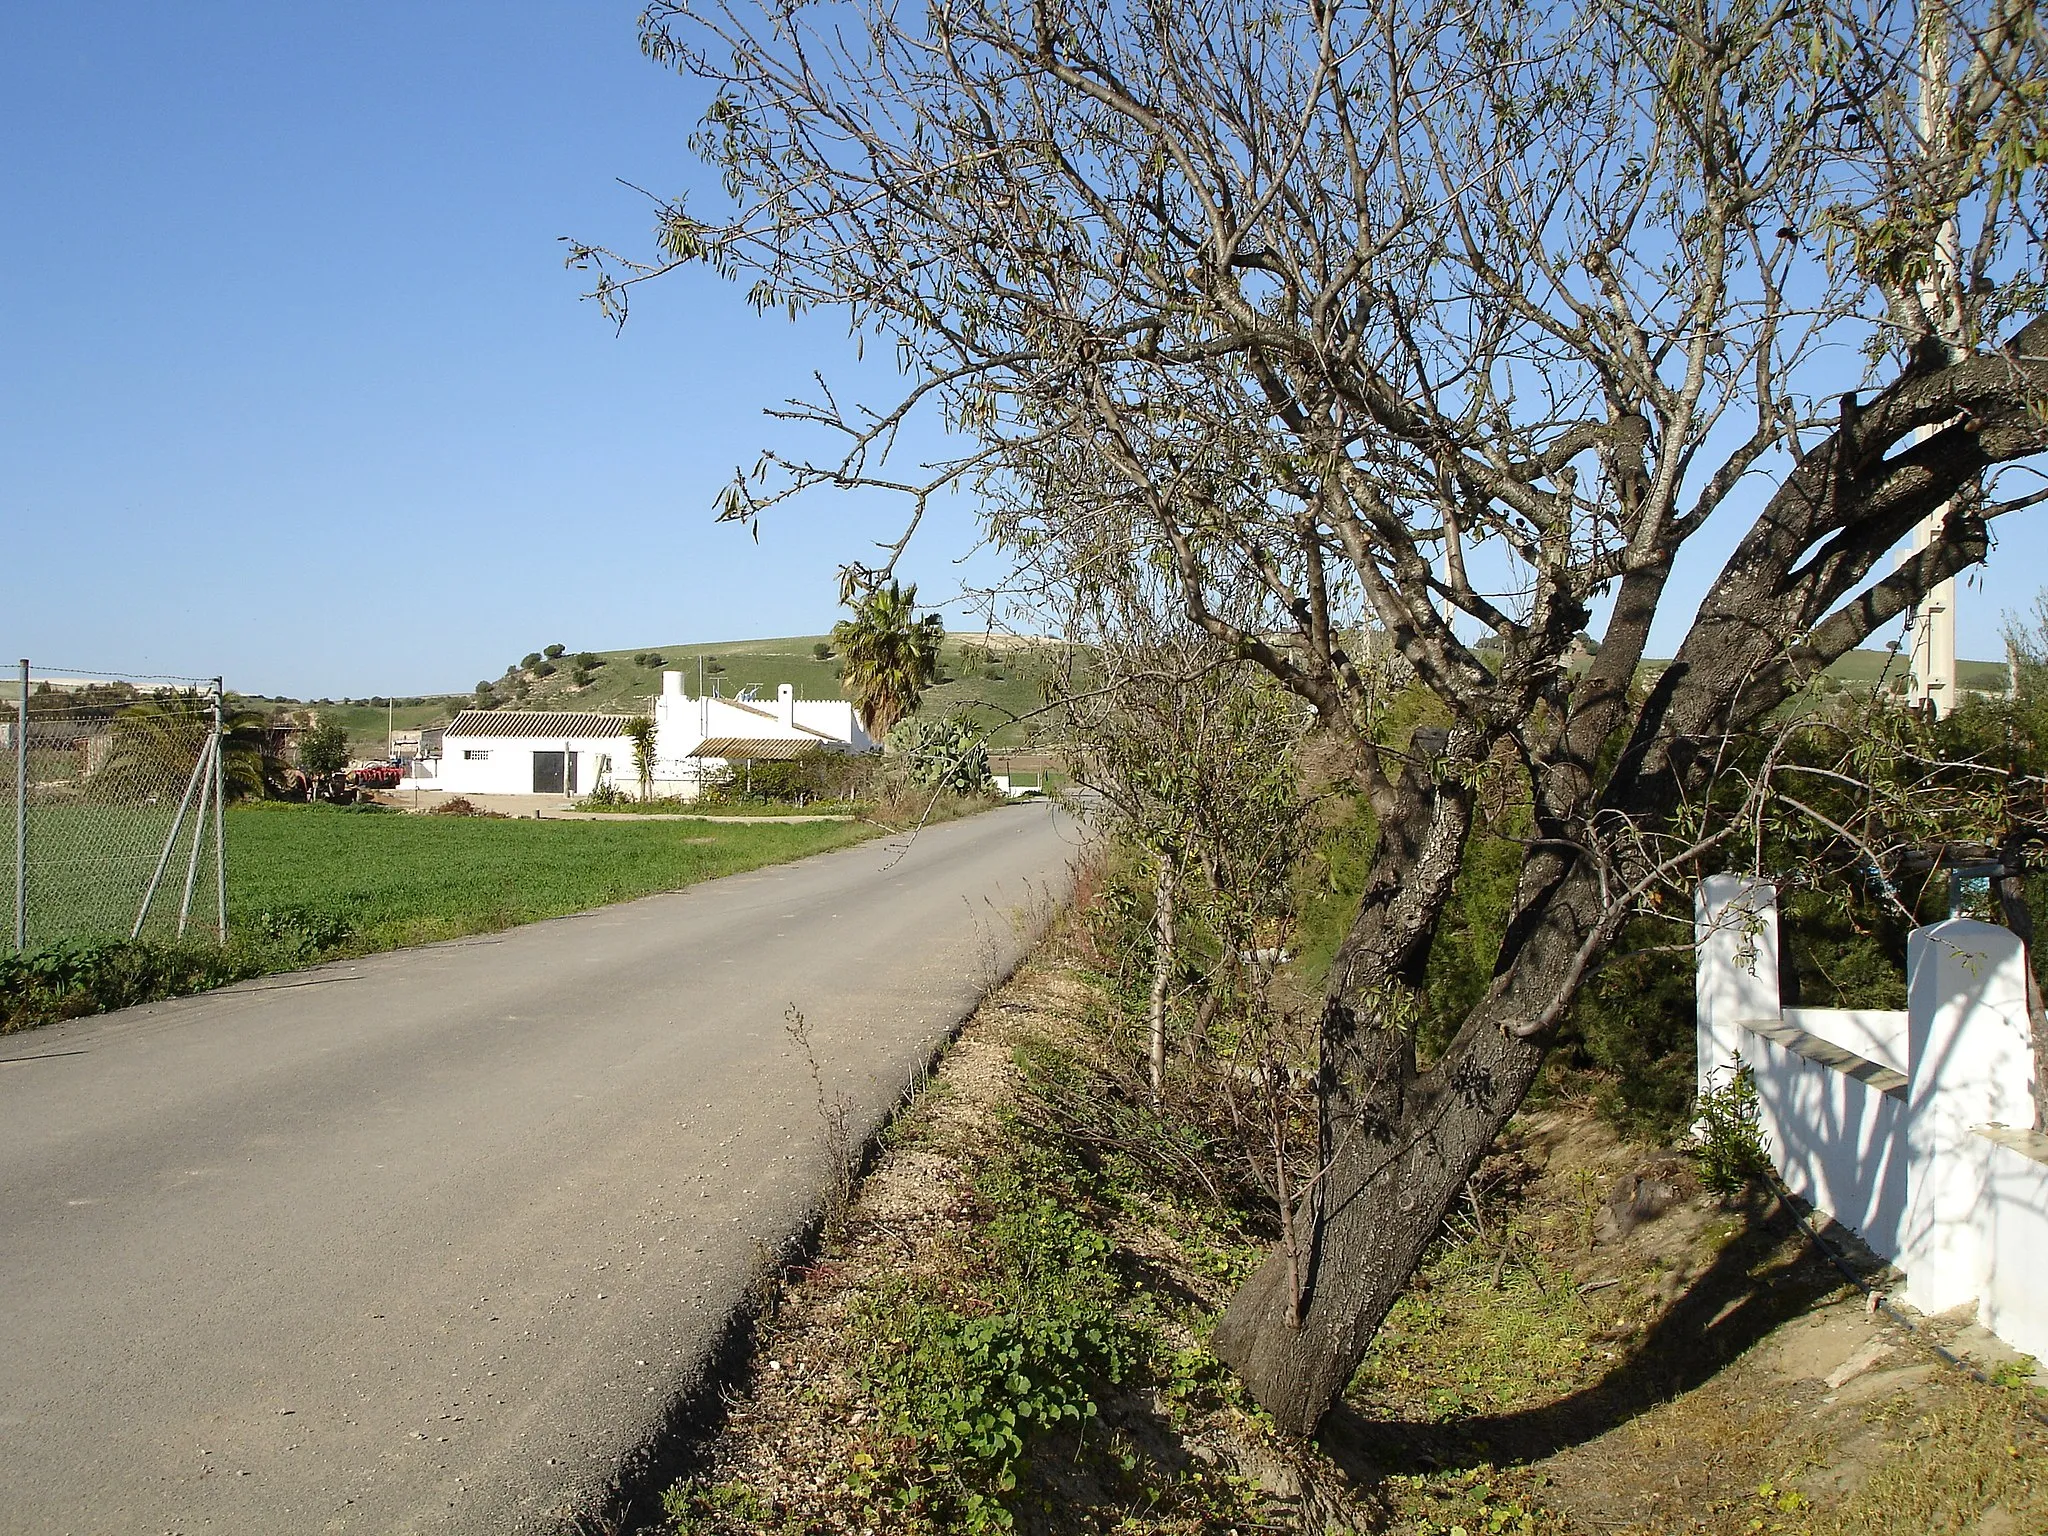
[578,0,2048,1433]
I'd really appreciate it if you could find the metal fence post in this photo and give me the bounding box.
[14,658,27,952]
[212,680,227,944]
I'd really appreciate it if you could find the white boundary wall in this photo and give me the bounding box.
[1696,876,2048,1360]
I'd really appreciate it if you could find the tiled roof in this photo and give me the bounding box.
[444,710,639,739]
[688,736,841,760]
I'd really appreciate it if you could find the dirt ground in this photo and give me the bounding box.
[651,949,2048,1536]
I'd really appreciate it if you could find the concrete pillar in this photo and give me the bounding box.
[1902,919,2038,1315]
[1696,876,1780,1092]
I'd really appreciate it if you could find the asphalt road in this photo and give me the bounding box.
[0,802,1079,1535]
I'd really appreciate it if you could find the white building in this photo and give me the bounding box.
[416,672,872,800]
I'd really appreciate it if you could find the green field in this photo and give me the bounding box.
[222,803,874,952]
[11,802,874,958]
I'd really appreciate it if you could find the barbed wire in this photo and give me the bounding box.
[12,663,220,686]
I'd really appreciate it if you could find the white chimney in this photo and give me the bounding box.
[663,670,685,699]
[777,683,795,729]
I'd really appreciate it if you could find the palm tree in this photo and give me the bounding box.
[98,691,277,802]
[625,715,658,799]
[830,580,944,738]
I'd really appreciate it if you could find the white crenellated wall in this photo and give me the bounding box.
[1697,879,2048,1359]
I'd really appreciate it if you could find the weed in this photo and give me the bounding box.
[1693,1059,1772,1197]
[1988,1355,2040,1392]
[661,1476,772,1534]
[0,938,269,1029]
[1387,1466,1574,1535]
[784,1004,856,1233]
[245,904,356,959]
[844,1138,1136,1532]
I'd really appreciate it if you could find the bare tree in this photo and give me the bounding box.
[578,0,2048,1433]
[1053,550,1306,1104]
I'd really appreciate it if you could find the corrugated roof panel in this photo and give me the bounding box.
[444,710,640,739]
[688,737,838,761]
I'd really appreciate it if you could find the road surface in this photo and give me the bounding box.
[0,803,1078,1534]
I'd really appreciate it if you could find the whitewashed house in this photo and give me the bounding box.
[416,671,872,800]
[643,670,872,797]
[423,711,641,797]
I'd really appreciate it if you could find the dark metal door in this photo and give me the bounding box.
[532,750,565,794]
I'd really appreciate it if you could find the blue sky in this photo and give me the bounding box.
[4,3,2043,697]
[1,2,992,697]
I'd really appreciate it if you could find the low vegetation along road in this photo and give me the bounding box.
[0,803,1078,1535]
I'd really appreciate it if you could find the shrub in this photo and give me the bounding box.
[571,668,592,687]
[1692,1059,1771,1196]
[708,747,848,804]
[532,660,556,678]
[543,643,566,659]
[644,651,665,667]
[889,714,992,794]
[812,641,833,660]
[299,721,351,778]
[575,652,602,670]
[522,652,543,670]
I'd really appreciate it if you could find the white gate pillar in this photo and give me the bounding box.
[1696,875,1780,1094]
[1902,919,2038,1316]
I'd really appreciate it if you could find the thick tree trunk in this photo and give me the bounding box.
[1212,852,1598,1436]
[1211,1022,1546,1433]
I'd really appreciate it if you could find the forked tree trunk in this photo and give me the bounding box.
[1210,1016,1546,1433]
[1212,850,1595,1436]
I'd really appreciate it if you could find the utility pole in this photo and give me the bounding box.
[14,659,27,953]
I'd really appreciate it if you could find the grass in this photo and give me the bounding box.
[223,801,874,951]
[3,803,876,1030]
[572,796,866,817]
[9,801,230,948]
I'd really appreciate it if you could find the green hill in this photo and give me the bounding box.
[1634,647,2009,697]
[498,634,1072,751]
[213,640,2005,764]
[227,633,1073,759]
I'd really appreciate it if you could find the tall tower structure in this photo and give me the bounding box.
[1904,10,1961,720]
[1904,516,1957,717]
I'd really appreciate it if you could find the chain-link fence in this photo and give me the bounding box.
[3,661,227,952]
